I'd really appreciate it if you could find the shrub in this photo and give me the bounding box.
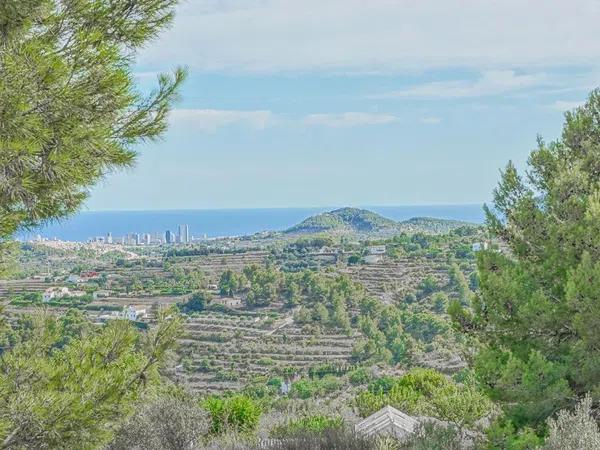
[485,419,542,450]
[400,422,464,450]
[107,395,209,450]
[291,380,316,399]
[319,375,342,394]
[204,395,262,434]
[254,428,376,450]
[543,395,600,450]
[349,367,371,385]
[270,415,344,438]
[178,291,210,313]
[355,369,492,425]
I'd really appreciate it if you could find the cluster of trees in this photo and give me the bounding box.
[218,265,364,316]
[0,307,183,448]
[352,296,454,365]
[383,231,479,261]
[354,369,492,426]
[450,90,600,445]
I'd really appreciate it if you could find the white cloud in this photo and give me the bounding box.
[549,100,585,111]
[169,109,273,131]
[373,70,551,99]
[304,112,400,127]
[420,117,442,124]
[138,0,600,73]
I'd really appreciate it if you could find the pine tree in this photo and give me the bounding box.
[457,89,600,428]
[0,0,185,244]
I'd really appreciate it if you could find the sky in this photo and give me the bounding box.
[86,0,600,211]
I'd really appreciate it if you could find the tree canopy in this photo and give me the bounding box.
[455,89,600,429]
[0,308,182,449]
[0,0,185,241]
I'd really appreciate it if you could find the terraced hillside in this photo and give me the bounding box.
[171,311,356,393]
[339,256,449,302]
[170,251,269,283]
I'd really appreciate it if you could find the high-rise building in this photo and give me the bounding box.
[179,224,190,244]
[144,233,151,245]
[134,233,141,245]
[165,230,174,244]
[106,232,113,244]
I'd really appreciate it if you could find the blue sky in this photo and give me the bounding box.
[87,0,600,210]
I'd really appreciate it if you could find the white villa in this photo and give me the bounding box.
[122,305,147,321]
[42,287,85,302]
[368,245,387,255]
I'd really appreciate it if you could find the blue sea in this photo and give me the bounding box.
[21,204,486,242]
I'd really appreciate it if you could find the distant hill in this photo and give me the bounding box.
[286,207,398,234]
[286,208,477,235]
[397,217,477,234]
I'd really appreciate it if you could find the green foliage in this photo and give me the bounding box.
[347,254,361,265]
[286,207,398,234]
[348,367,372,385]
[485,419,543,450]
[218,269,245,297]
[290,375,342,399]
[270,415,344,438]
[107,393,210,450]
[475,348,571,428]
[0,0,185,241]
[400,422,464,450]
[178,291,211,313]
[417,275,439,297]
[0,308,183,448]
[465,89,600,430]
[203,394,262,434]
[355,369,492,425]
[447,262,470,302]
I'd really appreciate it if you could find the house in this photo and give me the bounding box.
[80,271,100,281]
[212,297,242,308]
[92,290,110,300]
[42,286,84,302]
[122,305,147,321]
[363,254,382,264]
[472,242,489,252]
[355,406,419,440]
[368,245,386,255]
[67,274,80,283]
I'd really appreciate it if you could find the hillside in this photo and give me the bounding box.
[397,216,477,234]
[286,207,478,235]
[286,207,398,234]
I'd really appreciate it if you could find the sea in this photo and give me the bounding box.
[21,204,486,242]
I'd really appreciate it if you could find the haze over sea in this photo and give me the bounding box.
[24,204,486,242]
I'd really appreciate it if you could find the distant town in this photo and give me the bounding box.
[30,224,209,246]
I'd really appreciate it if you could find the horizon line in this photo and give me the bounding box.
[80,202,487,214]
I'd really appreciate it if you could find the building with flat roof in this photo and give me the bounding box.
[179,224,189,244]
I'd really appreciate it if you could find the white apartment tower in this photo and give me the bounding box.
[179,224,190,244]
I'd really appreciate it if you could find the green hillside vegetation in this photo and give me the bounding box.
[286,207,398,234]
[398,217,478,235]
[286,207,478,235]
